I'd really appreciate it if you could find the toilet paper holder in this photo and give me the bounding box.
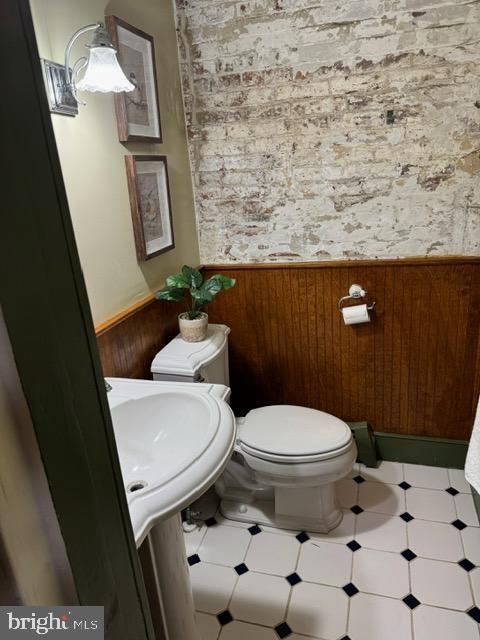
[337,284,376,312]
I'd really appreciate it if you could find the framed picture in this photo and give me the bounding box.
[105,16,162,142]
[125,155,174,261]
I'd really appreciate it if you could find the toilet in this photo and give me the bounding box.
[151,324,357,533]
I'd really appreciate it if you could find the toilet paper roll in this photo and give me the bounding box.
[342,304,370,325]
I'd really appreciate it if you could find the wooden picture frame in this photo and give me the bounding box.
[106,16,162,143]
[125,155,174,261]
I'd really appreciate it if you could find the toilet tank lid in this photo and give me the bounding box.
[151,324,230,377]
[240,405,352,457]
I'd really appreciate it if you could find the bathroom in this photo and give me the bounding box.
[0,0,479,638]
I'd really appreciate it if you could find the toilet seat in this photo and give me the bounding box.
[240,438,354,464]
[238,405,352,463]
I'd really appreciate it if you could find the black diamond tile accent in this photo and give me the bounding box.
[248,524,262,535]
[296,531,310,543]
[458,558,476,572]
[467,606,480,623]
[452,519,468,531]
[403,594,421,610]
[286,572,302,586]
[205,517,217,527]
[446,487,459,496]
[274,622,293,638]
[187,554,200,566]
[342,583,359,597]
[234,563,249,575]
[217,610,233,626]
[399,481,412,490]
[401,549,417,562]
[400,512,414,522]
[347,540,362,552]
[339,637,352,640]
[351,505,364,515]
[353,475,366,484]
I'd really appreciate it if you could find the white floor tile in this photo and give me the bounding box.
[404,463,449,490]
[287,582,348,639]
[336,477,358,509]
[360,461,404,484]
[347,463,360,478]
[190,563,237,614]
[297,539,352,587]
[408,519,464,562]
[229,572,290,626]
[352,547,409,598]
[219,621,277,640]
[470,567,480,603]
[348,592,412,640]
[410,557,473,610]
[455,493,480,526]
[355,511,407,552]
[244,531,298,576]
[448,468,471,494]
[196,612,220,640]
[185,524,208,556]
[198,525,251,567]
[413,604,479,640]
[308,510,355,545]
[261,525,299,536]
[406,487,456,523]
[359,481,406,515]
[215,513,252,528]
[184,487,480,640]
[462,526,480,565]
[184,433,479,631]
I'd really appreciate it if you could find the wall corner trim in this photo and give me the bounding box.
[95,295,156,335]
[94,266,205,336]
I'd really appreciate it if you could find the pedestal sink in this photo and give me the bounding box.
[107,378,235,640]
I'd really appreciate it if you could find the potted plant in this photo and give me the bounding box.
[155,265,235,342]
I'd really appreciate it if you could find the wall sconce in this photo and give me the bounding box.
[41,22,134,117]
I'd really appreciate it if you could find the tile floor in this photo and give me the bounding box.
[184,462,480,640]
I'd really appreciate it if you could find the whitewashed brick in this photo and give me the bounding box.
[176,0,480,263]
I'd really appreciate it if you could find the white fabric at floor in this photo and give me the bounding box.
[465,398,480,494]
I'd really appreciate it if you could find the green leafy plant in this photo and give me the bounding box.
[155,265,236,320]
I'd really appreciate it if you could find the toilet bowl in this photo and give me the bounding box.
[217,406,356,532]
[151,324,357,533]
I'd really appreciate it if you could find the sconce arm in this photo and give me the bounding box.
[64,22,101,88]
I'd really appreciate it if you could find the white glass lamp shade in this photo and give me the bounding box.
[76,47,134,93]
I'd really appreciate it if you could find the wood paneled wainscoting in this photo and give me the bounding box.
[95,257,480,441]
[203,258,480,441]
[96,297,183,379]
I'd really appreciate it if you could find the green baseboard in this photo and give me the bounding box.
[347,423,468,470]
[374,432,468,470]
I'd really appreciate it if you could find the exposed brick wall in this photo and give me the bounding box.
[175,0,480,263]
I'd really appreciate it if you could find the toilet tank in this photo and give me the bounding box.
[151,324,230,385]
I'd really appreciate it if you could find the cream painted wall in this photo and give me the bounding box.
[31,0,199,325]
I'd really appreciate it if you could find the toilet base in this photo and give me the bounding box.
[219,482,343,534]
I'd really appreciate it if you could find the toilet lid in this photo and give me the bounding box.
[239,405,352,458]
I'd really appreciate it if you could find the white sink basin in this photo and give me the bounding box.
[107,378,235,545]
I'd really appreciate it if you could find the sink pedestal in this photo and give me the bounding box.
[147,513,199,640]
